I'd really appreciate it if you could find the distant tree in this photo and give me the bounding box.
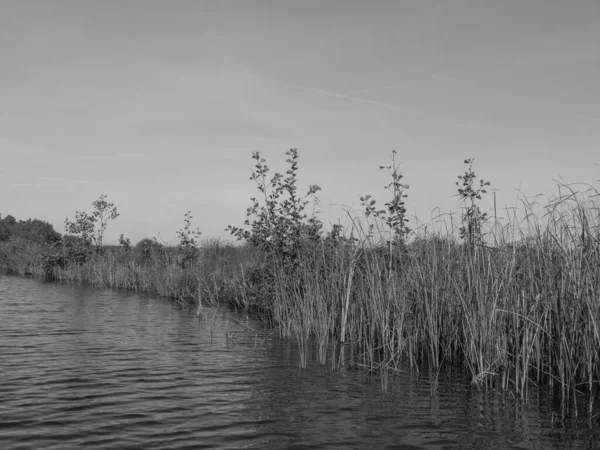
[2,215,16,227]
[0,214,61,244]
[16,218,62,244]
[0,221,10,242]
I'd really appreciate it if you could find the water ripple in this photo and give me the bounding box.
[1,275,598,449]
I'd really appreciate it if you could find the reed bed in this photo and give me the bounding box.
[1,238,263,309]
[264,184,600,409]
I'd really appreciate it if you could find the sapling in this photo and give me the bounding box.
[176,211,202,268]
[360,150,411,248]
[455,158,491,246]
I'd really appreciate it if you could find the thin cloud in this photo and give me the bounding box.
[41,176,106,185]
[280,79,487,134]
[245,69,480,132]
[226,62,421,114]
[11,182,63,188]
[74,153,148,161]
[343,82,411,96]
[341,72,462,96]
[0,139,49,154]
[8,174,107,185]
[282,80,427,116]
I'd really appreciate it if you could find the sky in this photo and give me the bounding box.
[1,0,599,245]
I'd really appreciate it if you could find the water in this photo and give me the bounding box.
[1,275,598,449]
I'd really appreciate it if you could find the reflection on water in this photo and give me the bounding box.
[0,275,598,449]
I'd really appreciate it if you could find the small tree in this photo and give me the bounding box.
[92,195,120,246]
[455,158,491,246]
[64,194,119,247]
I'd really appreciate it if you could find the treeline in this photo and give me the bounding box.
[0,214,62,244]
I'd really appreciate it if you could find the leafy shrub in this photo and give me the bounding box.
[134,237,166,266]
[227,149,322,262]
[61,235,91,264]
[118,234,131,251]
[238,262,277,309]
[41,248,68,280]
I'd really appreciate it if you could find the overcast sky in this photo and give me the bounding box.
[1,1,599,244]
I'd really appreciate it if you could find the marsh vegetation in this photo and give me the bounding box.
[2,149,600,416]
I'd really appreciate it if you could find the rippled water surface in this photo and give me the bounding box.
[1,275,598,449]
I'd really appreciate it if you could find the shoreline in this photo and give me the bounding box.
[2,227,599,409]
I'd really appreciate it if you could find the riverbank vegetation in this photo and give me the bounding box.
[2,149,599,413]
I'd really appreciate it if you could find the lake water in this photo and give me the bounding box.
[1,275,598,449]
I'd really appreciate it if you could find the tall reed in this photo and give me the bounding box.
[265,183,600,408]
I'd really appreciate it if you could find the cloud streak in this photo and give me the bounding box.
[6,174,107,185]
[240,68,483,133]
[0,139,49,154]
[279,79,428,116]
[73,152,148,161]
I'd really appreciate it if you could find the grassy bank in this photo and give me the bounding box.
[2,151,599,412]
[0,237,267,310]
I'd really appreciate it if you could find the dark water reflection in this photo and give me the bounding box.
[1,275,598,449]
